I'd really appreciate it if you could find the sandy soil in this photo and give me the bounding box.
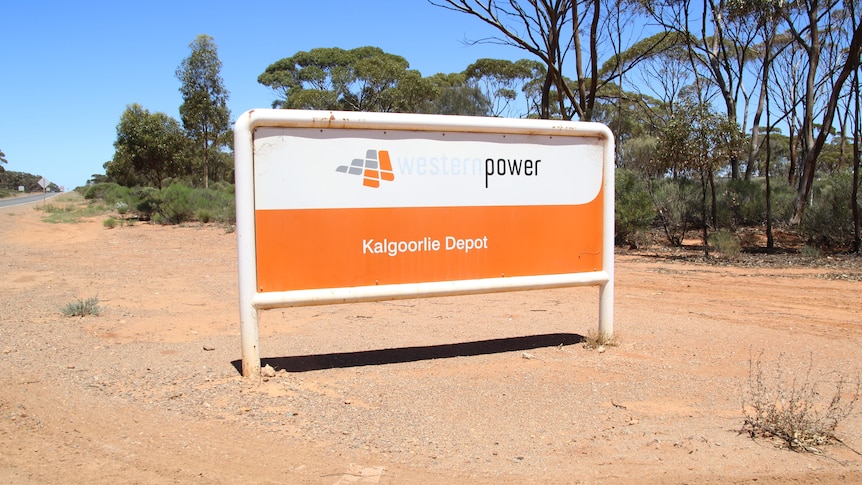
[1,194,862,484]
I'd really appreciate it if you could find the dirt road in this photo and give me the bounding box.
[1,195,861,484]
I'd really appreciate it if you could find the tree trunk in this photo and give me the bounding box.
[701,170,710,258]
[789,10,862,224]
[853,67,861,253]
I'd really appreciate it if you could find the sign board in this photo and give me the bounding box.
[37,177,49,189]
[234,109,614,377]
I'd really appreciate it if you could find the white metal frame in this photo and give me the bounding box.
[234,109,615,377]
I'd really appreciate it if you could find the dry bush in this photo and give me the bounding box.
[583,329,620,351]
[741,350,860,452]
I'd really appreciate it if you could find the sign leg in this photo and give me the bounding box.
[241,307,261,377]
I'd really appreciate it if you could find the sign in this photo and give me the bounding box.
[37,177,49,189]
[234,110,614,377]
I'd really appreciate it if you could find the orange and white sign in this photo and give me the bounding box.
[234,109,614,377]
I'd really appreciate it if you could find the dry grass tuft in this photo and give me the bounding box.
[583,329,620,351]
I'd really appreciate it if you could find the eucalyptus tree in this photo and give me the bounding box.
[0,149,7,172]
[258,46,432,113]
[782,0,862,224]
[655,98,742,255]
[463,58,544,117]
[638,0,766,179]
[430,0,666,121]
[109,104,189,189]
[417,72,494,116]
[176,34,231,189]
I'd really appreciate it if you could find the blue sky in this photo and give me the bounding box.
[1,1,522,190]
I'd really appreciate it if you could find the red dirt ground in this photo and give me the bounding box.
[2,194,861,484]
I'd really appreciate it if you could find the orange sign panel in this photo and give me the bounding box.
[255,198,603,292]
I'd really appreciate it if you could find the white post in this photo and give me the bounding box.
[599,128,615,338]
[235,111,261,377]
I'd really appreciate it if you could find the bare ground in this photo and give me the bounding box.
[2,195,862,484]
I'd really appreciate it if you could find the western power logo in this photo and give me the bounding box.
[336,149,395,188]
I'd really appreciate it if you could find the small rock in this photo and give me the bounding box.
[202,345,215,351]
[522,352,536,360]
[261,364,276,378]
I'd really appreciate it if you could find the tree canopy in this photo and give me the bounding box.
[107,103,189,189]
[176,34,231,189]
[258,46,424,112]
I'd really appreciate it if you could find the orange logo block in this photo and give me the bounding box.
[335,149,395,188]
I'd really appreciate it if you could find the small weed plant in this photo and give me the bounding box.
[61,296,102,317]
[741,350,860,453]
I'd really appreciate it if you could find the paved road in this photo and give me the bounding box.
[0,192,60,208]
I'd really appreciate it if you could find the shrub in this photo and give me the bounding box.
[801,244,822,258]
[103,217,117,229]
[648,177,700,246]
[83,182,236,226]
[83,182,122,200]
[188,185,236,224]
[741,351,860,452]
[158,183,194,224]
[61,296,102,317]
[709,229,741,258]
[615,169,655,246]
[129,186,160,220]
[802,172,855,248]
[195,209,212,224]
[712,177,796,229]
[719,178,764,227]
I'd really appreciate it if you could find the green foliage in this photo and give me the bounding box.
[463,58,543,117]
[103,217,117,229]
[647,177,700,246]
[81,181,235,225]
[61,296,102,317]
[802,172,856,248]
[176,34,232,188]
[82,183,113,200]
[426,84,491,116]
[130,186,160,219]
[157,183,194,224]
[615,168,655,245]
[715,177,796,228]
[0,170,60,192]
[259,46,456,114]
[107,103,189,189]
[719,178,764,226]
[34,192,109,223]
[709,229,741,257]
